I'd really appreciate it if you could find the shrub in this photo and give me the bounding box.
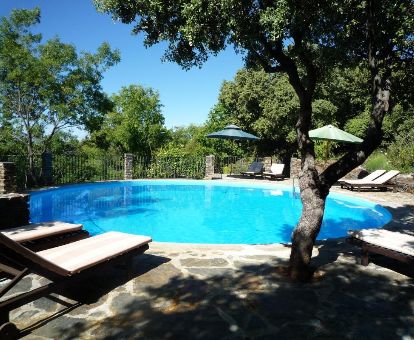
[387,138,414,174]
[363,151,393,172]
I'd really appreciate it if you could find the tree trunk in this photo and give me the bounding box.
[289,161,327,281]
[288,94,330,281]
[26,133,38,187]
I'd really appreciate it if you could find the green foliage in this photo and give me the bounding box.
[344,110,371,139]
[363,151,393,172]
[157,124,212,157]
[146,156,205,179]
[212,69,298,160]
[92,84,167,157]
[387,135,414,173]
[0,8,120,180]
[94,0,413,167]
[53,154,124,184]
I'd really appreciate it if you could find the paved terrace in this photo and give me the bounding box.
[2,178,413,339]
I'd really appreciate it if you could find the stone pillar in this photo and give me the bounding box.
[0,193,30,229]
[263,157,272,172]
[205,155,215,179]
[0,162,17,194]
[290,157,301,178]
[42,152,53,185]
[124,153,134,180]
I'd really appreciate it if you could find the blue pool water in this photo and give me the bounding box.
[30,180,392,244]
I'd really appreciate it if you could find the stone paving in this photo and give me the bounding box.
[1,178,413,339]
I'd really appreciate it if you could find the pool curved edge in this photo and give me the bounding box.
[29,179,393,245]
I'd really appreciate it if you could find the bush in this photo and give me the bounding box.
[363,151,393,172]
[387,138,414,173]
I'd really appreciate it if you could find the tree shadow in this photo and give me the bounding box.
[15,254,170,338]
[381,204,414,235]
[42,256,414,339]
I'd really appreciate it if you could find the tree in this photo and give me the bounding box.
[157,124,212,157]
[0,8,119,184]
[96,84,168,157]
[216,69,300,160]
[94,0,413,280]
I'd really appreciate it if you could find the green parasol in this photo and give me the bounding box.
[309,125,363,144]
[309,125,363,160]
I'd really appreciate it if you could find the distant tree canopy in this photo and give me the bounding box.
[210,65,413,161]
[0,8,120,181]
[88,84,168,157]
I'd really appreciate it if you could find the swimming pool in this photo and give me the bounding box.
[30,180,392,244]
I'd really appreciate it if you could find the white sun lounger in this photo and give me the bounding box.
[341,170,400,191]
[263,164,285,180]
[339,169,386,185]
[348,229,414,266]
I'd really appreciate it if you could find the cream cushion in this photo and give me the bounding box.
[2,221,83,243]
[349,229,414,257]
[37,231,152,273]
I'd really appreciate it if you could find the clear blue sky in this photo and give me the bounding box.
[0,0,244,129]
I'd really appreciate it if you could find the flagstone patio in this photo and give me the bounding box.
[2,180,413,339]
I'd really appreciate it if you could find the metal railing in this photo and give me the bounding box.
[137,155,205,179]
[53,154,124,184]
[214,156,261,175]
[0,153,206,189]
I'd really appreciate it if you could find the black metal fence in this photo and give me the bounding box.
[0,153,206,189]
[215,156,261,175]
[53,154,124,184]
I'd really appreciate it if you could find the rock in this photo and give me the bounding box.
[186,268,233,277]
[133,262,181,291]
[180,258,229,267]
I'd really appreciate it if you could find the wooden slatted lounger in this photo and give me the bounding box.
[341,170,400,192]
[262,164,285,180]
[0,231,152,338]
[338,169,386,187]
[347,229,414,266]
[241,161,264,177]
[1,221,89,250]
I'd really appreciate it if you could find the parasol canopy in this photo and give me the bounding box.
[309,125,363,144]
[207,125,260,141]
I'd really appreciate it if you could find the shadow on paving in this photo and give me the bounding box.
[382,204,414,235]
[18,254,170,338]
[27,245,414,340]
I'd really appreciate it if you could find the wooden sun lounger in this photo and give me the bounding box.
[347,229,414,266]
[241,161,264,177]
[262,164,285,180]
[341,170,400,192]
[1,221,89,251]
[338,169,386,186]
[0,231,151,337]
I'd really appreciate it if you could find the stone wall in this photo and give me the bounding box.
[0,162,17,194]
[289,158,301,179]
[289,157,366,179]
[263,157,272,172]
[205,155,215,179]
[124,153,134,180]
[0,193,30,229]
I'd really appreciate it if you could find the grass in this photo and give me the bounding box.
[363,151,393,172]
